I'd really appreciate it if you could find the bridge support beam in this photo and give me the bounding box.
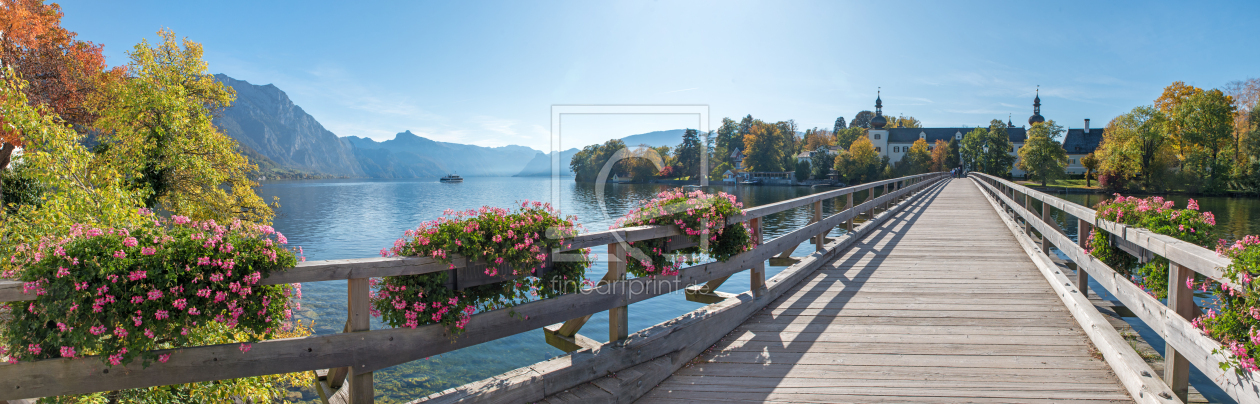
[1040,201,1052,256]
[1165,262,1193,402]
[750,217,766,299]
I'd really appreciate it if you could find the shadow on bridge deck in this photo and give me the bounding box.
[634,179,1131,403]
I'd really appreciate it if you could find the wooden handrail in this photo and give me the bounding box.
[0,174,942,304]
[0,173,947,401]
[968,173,1235,289]
[969,173,1259,404]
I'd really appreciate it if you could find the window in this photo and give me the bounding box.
[874,133,881,140]
[876,147,881,152]
[893,146,899,152]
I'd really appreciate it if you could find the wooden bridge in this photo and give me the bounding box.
[1,173,1256,404]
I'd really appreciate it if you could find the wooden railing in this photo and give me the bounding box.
[0,173,948,403]
[970,172,1260,404]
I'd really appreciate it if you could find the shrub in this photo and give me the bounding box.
[374,202,590,334]
[615,189,753,278]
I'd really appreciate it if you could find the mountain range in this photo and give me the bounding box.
[212,74,688,179]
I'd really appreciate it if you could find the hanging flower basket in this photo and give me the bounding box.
[2,213,301,367]
[614,188,753,278]
[373,201,590,334]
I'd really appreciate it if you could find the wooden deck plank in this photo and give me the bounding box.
[636,179,1130,403]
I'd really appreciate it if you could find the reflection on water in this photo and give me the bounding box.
[259,177,850,402]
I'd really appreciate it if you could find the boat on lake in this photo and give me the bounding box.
[440,174,463,183]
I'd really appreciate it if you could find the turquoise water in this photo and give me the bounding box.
[258,177,860,403]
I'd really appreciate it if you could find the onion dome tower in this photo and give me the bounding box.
[871,89,887,129]
[1007,114,1014,128]
[1028,86,1045,126]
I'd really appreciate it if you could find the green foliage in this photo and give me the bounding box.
[960,127,986,171]
[810,147,836,180]
[982,120,1017,176]
[794,160,810,182]
[851,111,874,129]
[0,166,43,214]
[674,129,702,178]
[832,116,846,134]
[570,139,628,182]
[834,127,866,150]
[945,138,961,169]
[615,189,752,278]
[1018,121,1068,186]
[92,30,271,224]
[836,137,880,184]
[903,139,931,174]
[375,202,590,333]
[1096,106,1173,190]
[1170,89,1236,192]
[709,162,732,182]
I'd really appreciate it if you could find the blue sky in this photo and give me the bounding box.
[57,0,1260,151]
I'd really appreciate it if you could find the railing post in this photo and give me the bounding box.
[846,193,854,233]
[813,200,824,252]
[1075,219,1091,297]
[1165,262,1193,402]
[1023,193,1032,238]
[347,278,373,404]
[750,217,765,298]
[608,242,628,343]
[1040,201,1052,255]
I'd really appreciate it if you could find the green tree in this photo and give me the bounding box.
[840,136,880,183]
[904,138,931,174]
[810,146,835,179]
[714,117,739,164]
[892,115,922,129]
[851,110,875,128]
[833,116,847,134]
[738,114,755,135]
[92,30,271,223]
[834,127,866,150]
[960,127,987,171]
[570,139,628,182]
[1095,106,1174,190]
[742,120,785,172]
[1081,153,1100,187]
[945,138,961,169]
[794,160,810,182]
[674,128,702,178]
[1018,121,1069,186]
[1171,89,1236,192]
[982,120,1017,176]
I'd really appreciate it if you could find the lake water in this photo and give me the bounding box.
[262,178,1260,403]
[259,177,864,403]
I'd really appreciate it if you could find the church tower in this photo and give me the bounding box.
[869,89,889,157]
[1028,86,1045,126]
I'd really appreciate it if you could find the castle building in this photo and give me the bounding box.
[865,88,1094,177]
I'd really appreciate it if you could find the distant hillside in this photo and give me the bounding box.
[620,129,687,148]
[514,148,579,177]
[342,131,540,178]
[213,74,363,178]
[214,74,543,179]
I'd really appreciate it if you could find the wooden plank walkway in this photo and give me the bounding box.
[636,179,1132,403]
